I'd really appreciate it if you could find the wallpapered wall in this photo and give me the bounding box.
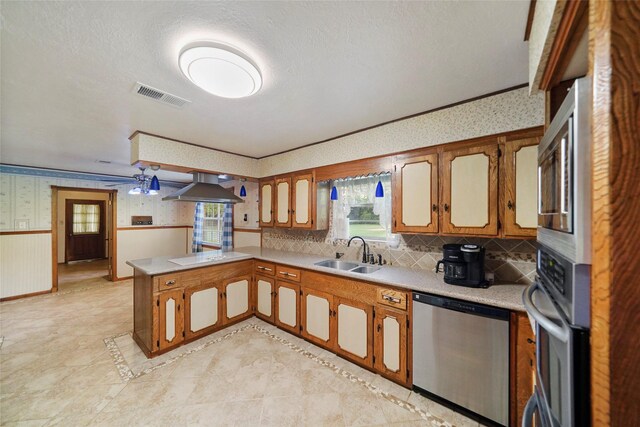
[0,173,192,231]
[260,87,545,177]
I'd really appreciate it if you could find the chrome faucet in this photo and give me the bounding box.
[347,236,369,263]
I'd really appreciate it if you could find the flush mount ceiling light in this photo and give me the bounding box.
[179,41,262,98]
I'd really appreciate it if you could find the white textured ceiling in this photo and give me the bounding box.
[1,1,530,181]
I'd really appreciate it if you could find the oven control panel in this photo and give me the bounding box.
[538,250,566,294]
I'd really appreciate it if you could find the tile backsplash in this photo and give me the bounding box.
[262,228,536,285]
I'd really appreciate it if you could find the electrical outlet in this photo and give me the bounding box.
[15,220,29,230]
[243,214,248,222]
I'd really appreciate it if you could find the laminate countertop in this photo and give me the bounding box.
[127,247,527,312]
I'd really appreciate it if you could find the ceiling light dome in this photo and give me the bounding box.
[179,41,262,98]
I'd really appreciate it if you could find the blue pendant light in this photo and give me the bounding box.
[240,185,247,197]
[150,175,160,191]
[375,180,384,198]
[330,186,338,201]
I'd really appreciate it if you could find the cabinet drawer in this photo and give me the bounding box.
[155,272,200,292]
[255,261,275,276]
[276,265,301,282]
[376,289,407,311]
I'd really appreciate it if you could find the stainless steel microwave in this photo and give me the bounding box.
[537,77,592,264]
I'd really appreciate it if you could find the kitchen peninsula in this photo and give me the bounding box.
[127,246,535,411]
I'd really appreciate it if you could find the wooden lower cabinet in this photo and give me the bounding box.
[275,280,300,334]
[155,289,184,351]
[255,275,275,323]
[374,306,408,384]
[511,312,536,426]
[222,275,252,324]
[335,297,374,368]
[301,287,335,349]
[184,281,221,341]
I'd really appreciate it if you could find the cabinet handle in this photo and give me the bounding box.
[443,204,449,212]
[377,324,381,333]
[177,304,180,311]
[507,200,514,210]
[382,295,401,304]
[258,266,273,272]
[165,280,176,286]
[432,204,437,212]
[279,271,297,278]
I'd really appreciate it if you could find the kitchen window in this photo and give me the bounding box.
[202,203,224,245]
[331,174,398,244]
[72,203,100,234]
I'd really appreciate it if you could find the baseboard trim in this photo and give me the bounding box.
[0,289,52,302]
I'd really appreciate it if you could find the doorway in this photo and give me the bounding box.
[65,199,106,262]
[51,187,117,292]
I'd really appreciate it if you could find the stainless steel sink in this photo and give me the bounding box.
[350,265,380,274]
[314,260,360,271]
[314,259,381,274]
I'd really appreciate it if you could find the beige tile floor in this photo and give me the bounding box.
[0,276,482,426]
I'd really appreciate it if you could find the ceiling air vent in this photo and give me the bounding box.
[133,82,191,108]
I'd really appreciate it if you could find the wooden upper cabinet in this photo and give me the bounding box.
[274,177,292,228]
[392,152,439,234]
[292,173,313,229]
[502,137,540,238]
[259,180,275,227]
[441,142,499,235]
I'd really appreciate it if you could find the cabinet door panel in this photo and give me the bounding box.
[442,143,499,235]
[393,153,439,233]
[374,306,407,385]
[503,137,540,237]
[292,174,312,228]
[256,276,274,322]
[157,289,184,351]
[275,177,291,227]
[259,181,274,227]
[275,281,300,334]
[336,298,373,367]
[185,282,220,340]
[301,289,334,349]
[451,154,489,226]
[224,277,251,323]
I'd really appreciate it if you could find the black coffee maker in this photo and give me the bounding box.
[435,244,488,288]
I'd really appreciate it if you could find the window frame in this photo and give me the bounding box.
[202,203,225,246]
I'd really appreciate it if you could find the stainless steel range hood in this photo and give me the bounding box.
[162,172,244,204]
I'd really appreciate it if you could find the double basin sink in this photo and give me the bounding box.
[314,259,381,274]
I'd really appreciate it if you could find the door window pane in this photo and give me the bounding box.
[73,204,100,234]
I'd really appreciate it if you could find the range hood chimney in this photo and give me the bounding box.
[162,172,244,204]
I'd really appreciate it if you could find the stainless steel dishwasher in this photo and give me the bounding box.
[412,292,509,426]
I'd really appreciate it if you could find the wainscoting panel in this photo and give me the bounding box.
[0,233,52,299]
[117,228,190,278]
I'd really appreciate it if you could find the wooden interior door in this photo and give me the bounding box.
[157,289,184,351]
[274,177,292,227]
[335,297,373,367]
[503,137,540,237]
[441,143,499,235]
[259,180,275,227]
[392,153,439,233]
[275,280,300,334]
[65,199,106,262]
[255,275,275,323]
[374,306,408,384]
[292,173,313,229]
[301,288,334,350]
[185,281,221,340]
